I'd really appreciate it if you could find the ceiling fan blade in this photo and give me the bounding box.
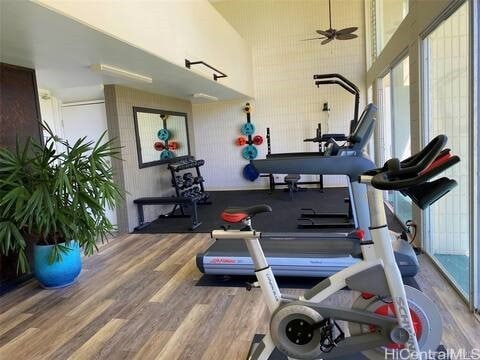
[301,37,327,41]
[321,37,334,45]
[336,33,358,40]
[316,29,332,37]
[336,27,358,35]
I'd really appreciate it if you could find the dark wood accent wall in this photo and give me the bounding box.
[0,63,43,149]
[0,63,42,292]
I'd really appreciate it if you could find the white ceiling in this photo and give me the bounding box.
[0,1,247,103]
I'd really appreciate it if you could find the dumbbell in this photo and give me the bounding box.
[175,176,184,188]
[183,172,194,187]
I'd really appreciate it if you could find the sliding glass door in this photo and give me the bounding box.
[423,2,471,297]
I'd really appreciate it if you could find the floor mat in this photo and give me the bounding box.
[133,188,404,234]
[196,274,419,290]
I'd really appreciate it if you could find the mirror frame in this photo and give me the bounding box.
[133,106,191,168]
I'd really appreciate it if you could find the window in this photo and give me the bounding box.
[376,0,409,52]
[423,2,471,297]
[390,56,411,223]
[366,0,409,67]
[377,57,412,224]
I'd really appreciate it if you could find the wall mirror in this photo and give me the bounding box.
[133,107,190,168]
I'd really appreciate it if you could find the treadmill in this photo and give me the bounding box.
[196,104,419,278]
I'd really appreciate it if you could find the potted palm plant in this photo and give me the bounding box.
[0,126,123,288]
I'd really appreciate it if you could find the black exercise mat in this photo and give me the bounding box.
[195,274,419,290]
[133,188,404,234]
[196,274,323,289]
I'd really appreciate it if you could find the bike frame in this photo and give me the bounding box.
[211,176,420,359]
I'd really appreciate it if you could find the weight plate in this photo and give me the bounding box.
[241,122,255,136]
[154,141,164,151]
[236,136,247,146]
[253,135,263,145]
[242,145,258,160]
[160,149,174,160]
[157,128,170,141]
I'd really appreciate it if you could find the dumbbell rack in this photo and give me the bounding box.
[151,157,210,229]
[170,157,209,200]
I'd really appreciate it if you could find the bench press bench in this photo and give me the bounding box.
[133,196,202,231]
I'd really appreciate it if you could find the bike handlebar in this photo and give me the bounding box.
[368,135,460,190]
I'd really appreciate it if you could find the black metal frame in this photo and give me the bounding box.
[134,197,202,231]
[133,106,191,169]
[185,59,227,81]
[260,127,324,192]
[313,73,360,131]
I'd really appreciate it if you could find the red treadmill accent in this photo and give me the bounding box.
[221,212,248,223]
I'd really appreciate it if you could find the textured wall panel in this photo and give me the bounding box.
[193,0,366,190]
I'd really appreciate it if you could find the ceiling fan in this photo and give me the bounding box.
[302,0,358,45]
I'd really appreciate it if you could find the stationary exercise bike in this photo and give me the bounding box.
[212,135,459,359]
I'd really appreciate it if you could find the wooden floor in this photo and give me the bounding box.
[0,233,478,360]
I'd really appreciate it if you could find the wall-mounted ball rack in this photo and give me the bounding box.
[153,114,180,160]
[235,103,264,181]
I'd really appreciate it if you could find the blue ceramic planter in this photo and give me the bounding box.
[34,241,82,289]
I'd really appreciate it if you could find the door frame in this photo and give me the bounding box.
[469,0,479,311]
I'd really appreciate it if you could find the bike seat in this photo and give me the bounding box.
[221,204,272,223]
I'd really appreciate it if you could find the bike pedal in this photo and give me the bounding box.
[245,282,260,291]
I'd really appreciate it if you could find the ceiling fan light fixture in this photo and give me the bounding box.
[302,0,358,44]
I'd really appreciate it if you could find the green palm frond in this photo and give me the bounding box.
[0,125,124,272]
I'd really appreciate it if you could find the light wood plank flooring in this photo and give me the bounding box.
[0,233,478,359]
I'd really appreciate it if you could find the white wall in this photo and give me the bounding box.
[33,0,253,97]
[193,0,367,190]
